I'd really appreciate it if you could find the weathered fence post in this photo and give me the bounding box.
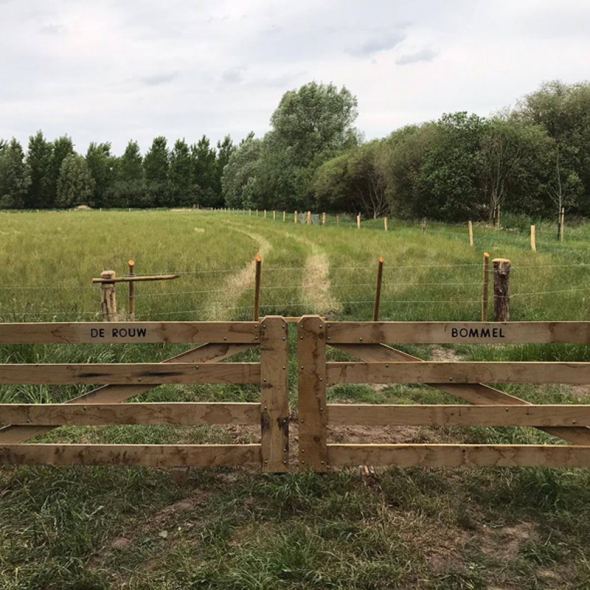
[260,316,289,472]
[481,252,490,321]
[336,214,340,226]
[373,257,384,321]
[100,270,117,321]
[384,217,388,232]
[322,212,326,225]
[273,210,276,221]
[356,213,361,229]
[263,209,267,219]
[253,255,262,321]
[128,259,136,320]
[468,221,474,247]
[294,210,298,224]
[297,316,328,471]
[283,211,286,222]
[307,211,312,225]
[530,225,537,252]
[493,258,511,321]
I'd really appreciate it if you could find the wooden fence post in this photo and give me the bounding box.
[297,315,328,471]
[336,214,340,226]
[384,217,388,231]
[468,221,474,247]
[263,210,267,219]
[260,316,289,472]
[307,211,312,225]
[530,225,537,252]
[373,257,384,321]
[356,213,361,229]
[481,252,490,321]
[273,210,276,221]
[253,255,262,321]
[283,211,286,222]
[493,258,511,321]
[128,259,136,320]
[559,207,565,242]
[322,212,326,225]
[294,211,298,224]
[100,270,117,321]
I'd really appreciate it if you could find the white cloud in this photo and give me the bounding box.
[0,0,588,153]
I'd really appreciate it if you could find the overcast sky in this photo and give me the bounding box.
[1,0,589,154]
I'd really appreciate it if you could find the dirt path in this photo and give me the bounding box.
[203,227,272,319]
[301,244,342,315]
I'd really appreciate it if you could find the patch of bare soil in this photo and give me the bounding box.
[430,346,462,362]
[301,246,342,315]
[478,521,537,562]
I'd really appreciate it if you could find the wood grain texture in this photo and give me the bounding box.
[330,343,590,445]
[0,343,252,443]
[327,361,590,386]
[325,321,590,344]
[297,316,328,471]
[0,362,260,384]
[0,403,260,426]
[0,444,261,467]
[328,444,590,468]
[0,322,260,344]
[260,316,290,472]
[327,404,590,427]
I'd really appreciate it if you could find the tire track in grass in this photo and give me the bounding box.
[276,229,341,316]
[203,228,272,319]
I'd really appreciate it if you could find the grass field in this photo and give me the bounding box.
[1,209,590,589]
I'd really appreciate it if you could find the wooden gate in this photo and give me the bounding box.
[297,315,590,471]
[0,317,289,472]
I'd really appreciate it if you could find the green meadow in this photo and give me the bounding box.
[1,209,590,589]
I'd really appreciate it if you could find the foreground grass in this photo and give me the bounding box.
[1,210,590,588]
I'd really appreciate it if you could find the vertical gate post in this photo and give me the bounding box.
[260,316,289,472]
[297,315,328,471]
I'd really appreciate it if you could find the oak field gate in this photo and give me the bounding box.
[0,317,289,472]
[1,316,590,472]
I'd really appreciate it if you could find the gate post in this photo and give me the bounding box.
[297,315,328,472]
[260,316,289,472]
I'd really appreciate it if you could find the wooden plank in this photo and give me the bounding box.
[260,316,289,472]
[297,316,328,471]
[0,403,260,426]
[331,343,590,445]
[328,444,590,468]
[327,404,590,427]
[0,444,260,467]
[0,342,252,443]
[0,321,260,344]
[0,362,260,385]
[92,274,179,283]
[326,321,590,345]
[327,361,590,386]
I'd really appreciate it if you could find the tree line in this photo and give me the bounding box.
[1,80,589,222]
[0,133,234,209]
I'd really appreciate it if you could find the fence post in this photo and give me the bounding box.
[253,255,262,321]
[493,258,511,321]
[559,208,565,242]
[322,212,326,225]
[283,211,286,222]
[307,211,312,225]
[100,270,117,321]
[273,210,276,221]
[373,257,384,321]
[260,316,289,473]
[481,252,490,321]
[297,315,328,471]
[356,213,361,229]
[294,210,298,224]
[530,225,537,252]
[384,217,388,231]
[336,214,340,226]
[468,221,474,247]
[128,259,136,320]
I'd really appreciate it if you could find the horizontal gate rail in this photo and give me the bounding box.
[325,321,590,344]
[327,404,590,427]
[0,403,261,426]
[326,361,590,385]
[327,444,590,468]
[0,363,260,384]
[0,321,261,344]
[0,444,261,467]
